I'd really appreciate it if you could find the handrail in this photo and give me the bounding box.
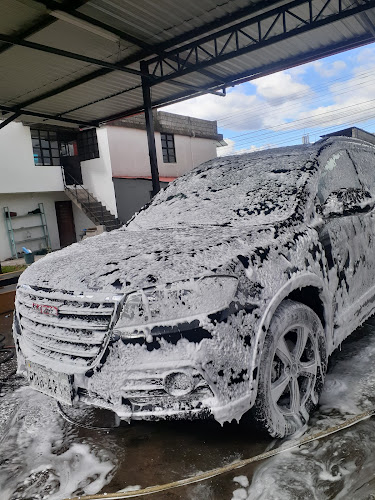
[61,168,105,226]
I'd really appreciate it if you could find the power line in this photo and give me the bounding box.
[217,67,375,125]
[221,97,375,146]
[219,76,375,132]
[219,115,375,155]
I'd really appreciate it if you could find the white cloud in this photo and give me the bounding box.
[253,72,310,104]
[282,54,375,132]
[162,90,259,124]
[354,46,375,66]
[312,60,347,78]
[162,44,375,152]
[163,70,312,132]
[217,138,274,156]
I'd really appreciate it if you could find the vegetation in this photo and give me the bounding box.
[1,265,27,274]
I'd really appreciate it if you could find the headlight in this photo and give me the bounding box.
[114,276,237,331]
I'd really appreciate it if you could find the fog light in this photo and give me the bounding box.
[164,372,194,396]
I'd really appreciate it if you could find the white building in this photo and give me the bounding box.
[0,111,222,261]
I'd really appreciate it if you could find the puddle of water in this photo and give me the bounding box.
[2,314,375,499]
[226,318,375,500]
[0,388,116,500]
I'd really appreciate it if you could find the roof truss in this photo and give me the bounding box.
[1,0,375,127]
[147,0,375,84]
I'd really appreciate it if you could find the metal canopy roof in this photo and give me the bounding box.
[1,0,375,129]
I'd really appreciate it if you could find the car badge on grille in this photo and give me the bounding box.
[32,303,59,316]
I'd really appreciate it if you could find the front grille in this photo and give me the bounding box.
[16,285,123,373]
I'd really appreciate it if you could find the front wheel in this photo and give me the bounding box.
[252,300,326,438]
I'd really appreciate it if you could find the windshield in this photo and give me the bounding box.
[129,145,318,229]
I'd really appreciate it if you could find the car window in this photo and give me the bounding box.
[346,146,375,196]
[317,150,362,203]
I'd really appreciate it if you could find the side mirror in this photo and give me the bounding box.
[322,188,374,217]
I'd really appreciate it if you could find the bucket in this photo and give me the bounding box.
[24,253,35,265]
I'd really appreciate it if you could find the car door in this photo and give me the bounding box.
[344,143,375,302]
[316,147,371,341]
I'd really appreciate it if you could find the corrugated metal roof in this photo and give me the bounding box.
[79,0,252,44]
[0,0,374,128]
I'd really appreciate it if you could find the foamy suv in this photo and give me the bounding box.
[13,136,375,437]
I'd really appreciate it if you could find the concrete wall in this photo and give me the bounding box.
[72,203,95,240]
[0,192,94,261]
[0,121,117,216]
[80,127,118,217]
[107,127,217,179]
[113,178,169,224]
[114,110,221,141]
[0,122,64,194]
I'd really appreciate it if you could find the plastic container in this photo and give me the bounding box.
[24,253,35,265]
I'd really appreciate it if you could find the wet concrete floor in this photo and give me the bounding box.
[2,312,375,499]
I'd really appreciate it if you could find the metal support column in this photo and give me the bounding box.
[141,61,160,196]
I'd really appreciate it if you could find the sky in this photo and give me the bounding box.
[161,42,375,156]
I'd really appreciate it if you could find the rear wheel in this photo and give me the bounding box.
[252,299,326,437]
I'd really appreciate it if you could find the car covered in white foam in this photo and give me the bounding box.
[13,135,375,437]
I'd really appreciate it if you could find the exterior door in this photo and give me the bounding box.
[60,139,82,185]
[55,201,77,248]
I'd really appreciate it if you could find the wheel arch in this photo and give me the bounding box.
[252,273,332,375]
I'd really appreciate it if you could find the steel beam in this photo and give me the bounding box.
[0,0,87,56]
[2,77,225,123]
[146,0,375,84]
[34,0,153,49]
[141,62,160,196]
[3,0,375,125]
[33,0,225,84]
[7,0,249,111]
[0,105,97,127]
[0,112,21,130]
[4,29,372,128]
[60,80,225,118]
[0,33,150,77]
[97,33,375,124]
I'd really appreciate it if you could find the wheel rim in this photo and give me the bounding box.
[270,325,319,422]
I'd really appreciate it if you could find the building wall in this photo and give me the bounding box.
[0,122,64,194]
[112,110,221,141]
[71,203,96,240]
[0,192,93,261]
[80,128,118,217]
[113,178,169,224]
[107,126,217,179]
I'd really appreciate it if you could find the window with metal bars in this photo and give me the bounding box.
[161,133,176,163]
[77,128,100,161]
[31,129,60,166]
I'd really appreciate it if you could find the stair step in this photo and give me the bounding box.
[85,207,111,215]
[65,186,123,228]
[82,202,103,209]
[85,213,113,221]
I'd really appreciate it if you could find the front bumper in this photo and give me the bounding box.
[14,294,259,424]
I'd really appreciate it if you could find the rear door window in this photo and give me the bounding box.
[346,146,375,196]
[317,150,362,203]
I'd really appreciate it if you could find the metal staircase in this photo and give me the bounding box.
[62,171,123,232]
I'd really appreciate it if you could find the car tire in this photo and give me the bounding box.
[251,299,326,438]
